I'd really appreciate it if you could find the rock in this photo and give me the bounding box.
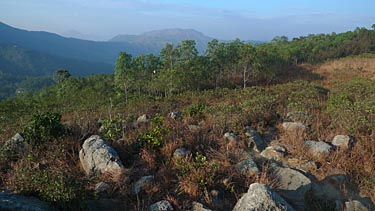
[245,127,266,152]
[150,200,174,211]
[312,174,346,202]
[188,125,200,131]
[224,132,239,142]
[285,158,317,174]
[210,190,225,208]
[236,158,259,175]
[95,182,110,197]
[260,146,286,161]
[282,122,306,133]
[344,200,369,211]
[79,135,124,177]
[173,148,191,160]
[273,166,312,210]
[137,114,150,123]
[0,190,54,211]
[134,175,153,194]
[3,133,28,155]
[332,135,353,149]
[191,202,212,211]
[232,183,296,211]
[168,112,181,120]
[304,140,332,157]
[286,111,310,124]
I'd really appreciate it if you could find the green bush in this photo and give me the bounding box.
[12,165,81,203]
[23,112,66,147]
[140,114,169,149]
[327,79,375,133]
[101,115,123,141]
[184,102,206,120]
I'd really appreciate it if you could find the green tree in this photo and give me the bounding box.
[114,52,132,102]
[53,69,71,83]
[239,43,256,88]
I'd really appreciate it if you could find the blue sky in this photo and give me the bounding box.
[0,0,374,41]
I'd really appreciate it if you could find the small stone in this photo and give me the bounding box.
[95,182,110,197]
[223,132,239,142]
[282,122,307,132]
[134,175,154,194]
[173,148,191,160]
[260,146,286,161]
[137,114,150,123]
[245,127,266,152]
[236,158,259,175]
[304,140,332,157]
[3,133,28,156]
[191,202,212,211]
[188,125,200,131]
[344,200,369,211]
[168,112,181,120]
[149,200,174,211]
[332,135,353,149]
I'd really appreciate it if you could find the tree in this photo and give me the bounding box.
[53,69,71,83]
[238,43,256,88]
[114,52,132,102]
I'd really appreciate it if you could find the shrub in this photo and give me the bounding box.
[140,114,169,149]
[101,115,124,141]
[23,112,66,147]
[10,161,83,207]
[327,79,375,133]
[184,102,206,120]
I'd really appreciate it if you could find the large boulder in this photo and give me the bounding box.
[150,200,174,211]
[273,166,312,210]
[304,141,332,157]
[245,127,266,152]
[232,183,296,211]
[79,135,124,177]
[0,190,54,211]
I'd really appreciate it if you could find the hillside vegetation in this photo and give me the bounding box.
[0,26,375,211]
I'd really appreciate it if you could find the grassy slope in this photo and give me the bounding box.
[0,56,375,210]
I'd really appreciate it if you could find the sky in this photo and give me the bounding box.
[0,0,374,41]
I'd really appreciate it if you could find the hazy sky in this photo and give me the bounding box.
[0,0,374,41]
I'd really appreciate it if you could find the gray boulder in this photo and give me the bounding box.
[304,141,332,157]
[150,200,174,211]
[0,190,54,211]
[282,122,306,133]
[232,183,296,211]
[137,114,150,123]
[245,127,266,152]
[134,175,153,194]
[236,158,259,176]
[332,135,353,149]
[260,146,286,161]
[273,166,312,210]
[79,135,124,177]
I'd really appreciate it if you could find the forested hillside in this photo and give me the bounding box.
[0,43,113,100]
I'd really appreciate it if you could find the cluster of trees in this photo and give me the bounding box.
[114,27,375,98]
